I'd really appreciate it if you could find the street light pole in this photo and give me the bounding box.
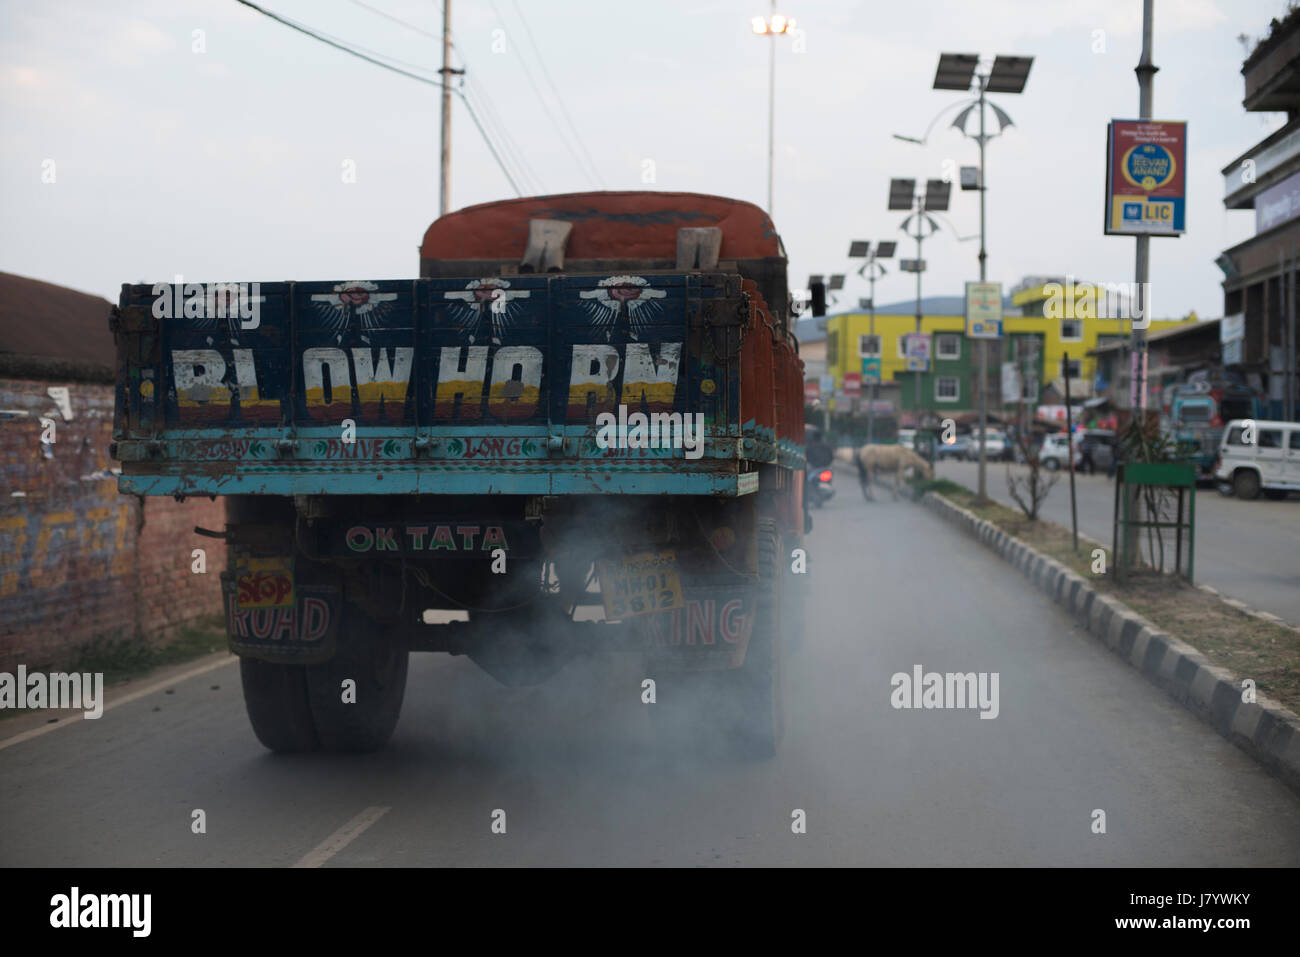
[915,52,1033,497]
[977,71,989,499]
[1133,0,1157,419]
[768,0,776,215]
[867,263,880,444]
[751,8,795,217]
[911,196,929,427]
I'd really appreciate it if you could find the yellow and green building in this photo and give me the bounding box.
[824,280,1194,415]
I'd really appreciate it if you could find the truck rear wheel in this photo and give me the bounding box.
[305,605,409,753]
[713,517,784,760]
[240,658,317,753]
[238,604,408,753]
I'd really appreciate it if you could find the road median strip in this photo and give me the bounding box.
[921,488,1300,797]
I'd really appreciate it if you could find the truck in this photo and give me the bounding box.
[109,190,808,759]
[1159,372,1261,479]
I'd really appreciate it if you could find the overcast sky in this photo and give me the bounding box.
[1,0,1294,319]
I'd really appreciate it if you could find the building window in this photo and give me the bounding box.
[1060,319,1083,341]
[936,334,961,360]
[859,334,881,358]
[1062,358,1082,378]
[827,330,838,365]
[936,376,959,402]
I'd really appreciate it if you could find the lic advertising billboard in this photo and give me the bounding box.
[1104,120,1186,236]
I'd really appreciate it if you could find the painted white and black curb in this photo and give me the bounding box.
[922,490,1300,796]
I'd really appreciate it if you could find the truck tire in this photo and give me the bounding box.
[305,605,409,753]
[1233,469,1261,501]
[240,658,318,753]
[714,517,784,760]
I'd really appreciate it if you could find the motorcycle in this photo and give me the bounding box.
[806,467,834,508]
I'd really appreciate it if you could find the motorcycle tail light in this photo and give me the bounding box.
[818,470,833,482]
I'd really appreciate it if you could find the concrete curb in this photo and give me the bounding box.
[922,490,1300,797]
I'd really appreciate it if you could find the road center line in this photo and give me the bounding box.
[0,653,238,752]
[293,806,391,868]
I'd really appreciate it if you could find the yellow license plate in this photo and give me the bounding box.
[235,556,295,609]
[597,551,684,620]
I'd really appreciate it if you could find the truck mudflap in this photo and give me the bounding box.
[220,556,343,664]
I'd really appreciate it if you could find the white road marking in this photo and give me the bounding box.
[293,806,391,868]
[0,653,238,752]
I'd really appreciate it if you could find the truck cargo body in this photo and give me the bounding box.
[110,191,806,758]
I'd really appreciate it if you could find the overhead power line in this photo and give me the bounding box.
[485,0,597,188]
[508,0,604,186]
[231,0,521,196]
[344,0,553,193]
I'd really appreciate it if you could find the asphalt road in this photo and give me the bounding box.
[3,490,1299,866]
[939,458,1300,628]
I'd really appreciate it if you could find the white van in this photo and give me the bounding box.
[1214,419,1300,500]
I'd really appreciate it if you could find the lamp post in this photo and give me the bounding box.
[889,179,948,435]
[751,6,797,216]
[848,240,898,444]
[897,52,1033,500]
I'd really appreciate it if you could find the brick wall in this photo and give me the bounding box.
[0,377,226,673]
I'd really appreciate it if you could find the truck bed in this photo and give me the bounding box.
[111,272,804,497]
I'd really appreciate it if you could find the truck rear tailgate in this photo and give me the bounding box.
[112,273,803,496]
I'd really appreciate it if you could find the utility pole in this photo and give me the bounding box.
[1132,0,1157,418]
[439,0,453,218]
[976,71,989,499]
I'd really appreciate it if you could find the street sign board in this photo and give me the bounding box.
[804,379,820,402]
[903,333,932,362]
[904,356,929,372]
[844,372,862,396]
[1105,119,1187,235]
[964,281,1003,339]
[1001,362,1020,403]
[861,357,881,383]
[1222,314,1245,365]
[900,259,927,273]
[819,373,834,394]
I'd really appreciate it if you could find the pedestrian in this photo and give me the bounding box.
[1079,434,1096,475]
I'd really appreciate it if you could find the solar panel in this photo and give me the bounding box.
[934,53,978,91]
[848,241,871,258]
[986,55,1033,93]
[888,178,916,211]
[923,179,951,212]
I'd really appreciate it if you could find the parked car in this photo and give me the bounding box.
[1038,433,1074,471]
[936,433,970,460]
[1214,419,1300,500]
[967,428,1009,461]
